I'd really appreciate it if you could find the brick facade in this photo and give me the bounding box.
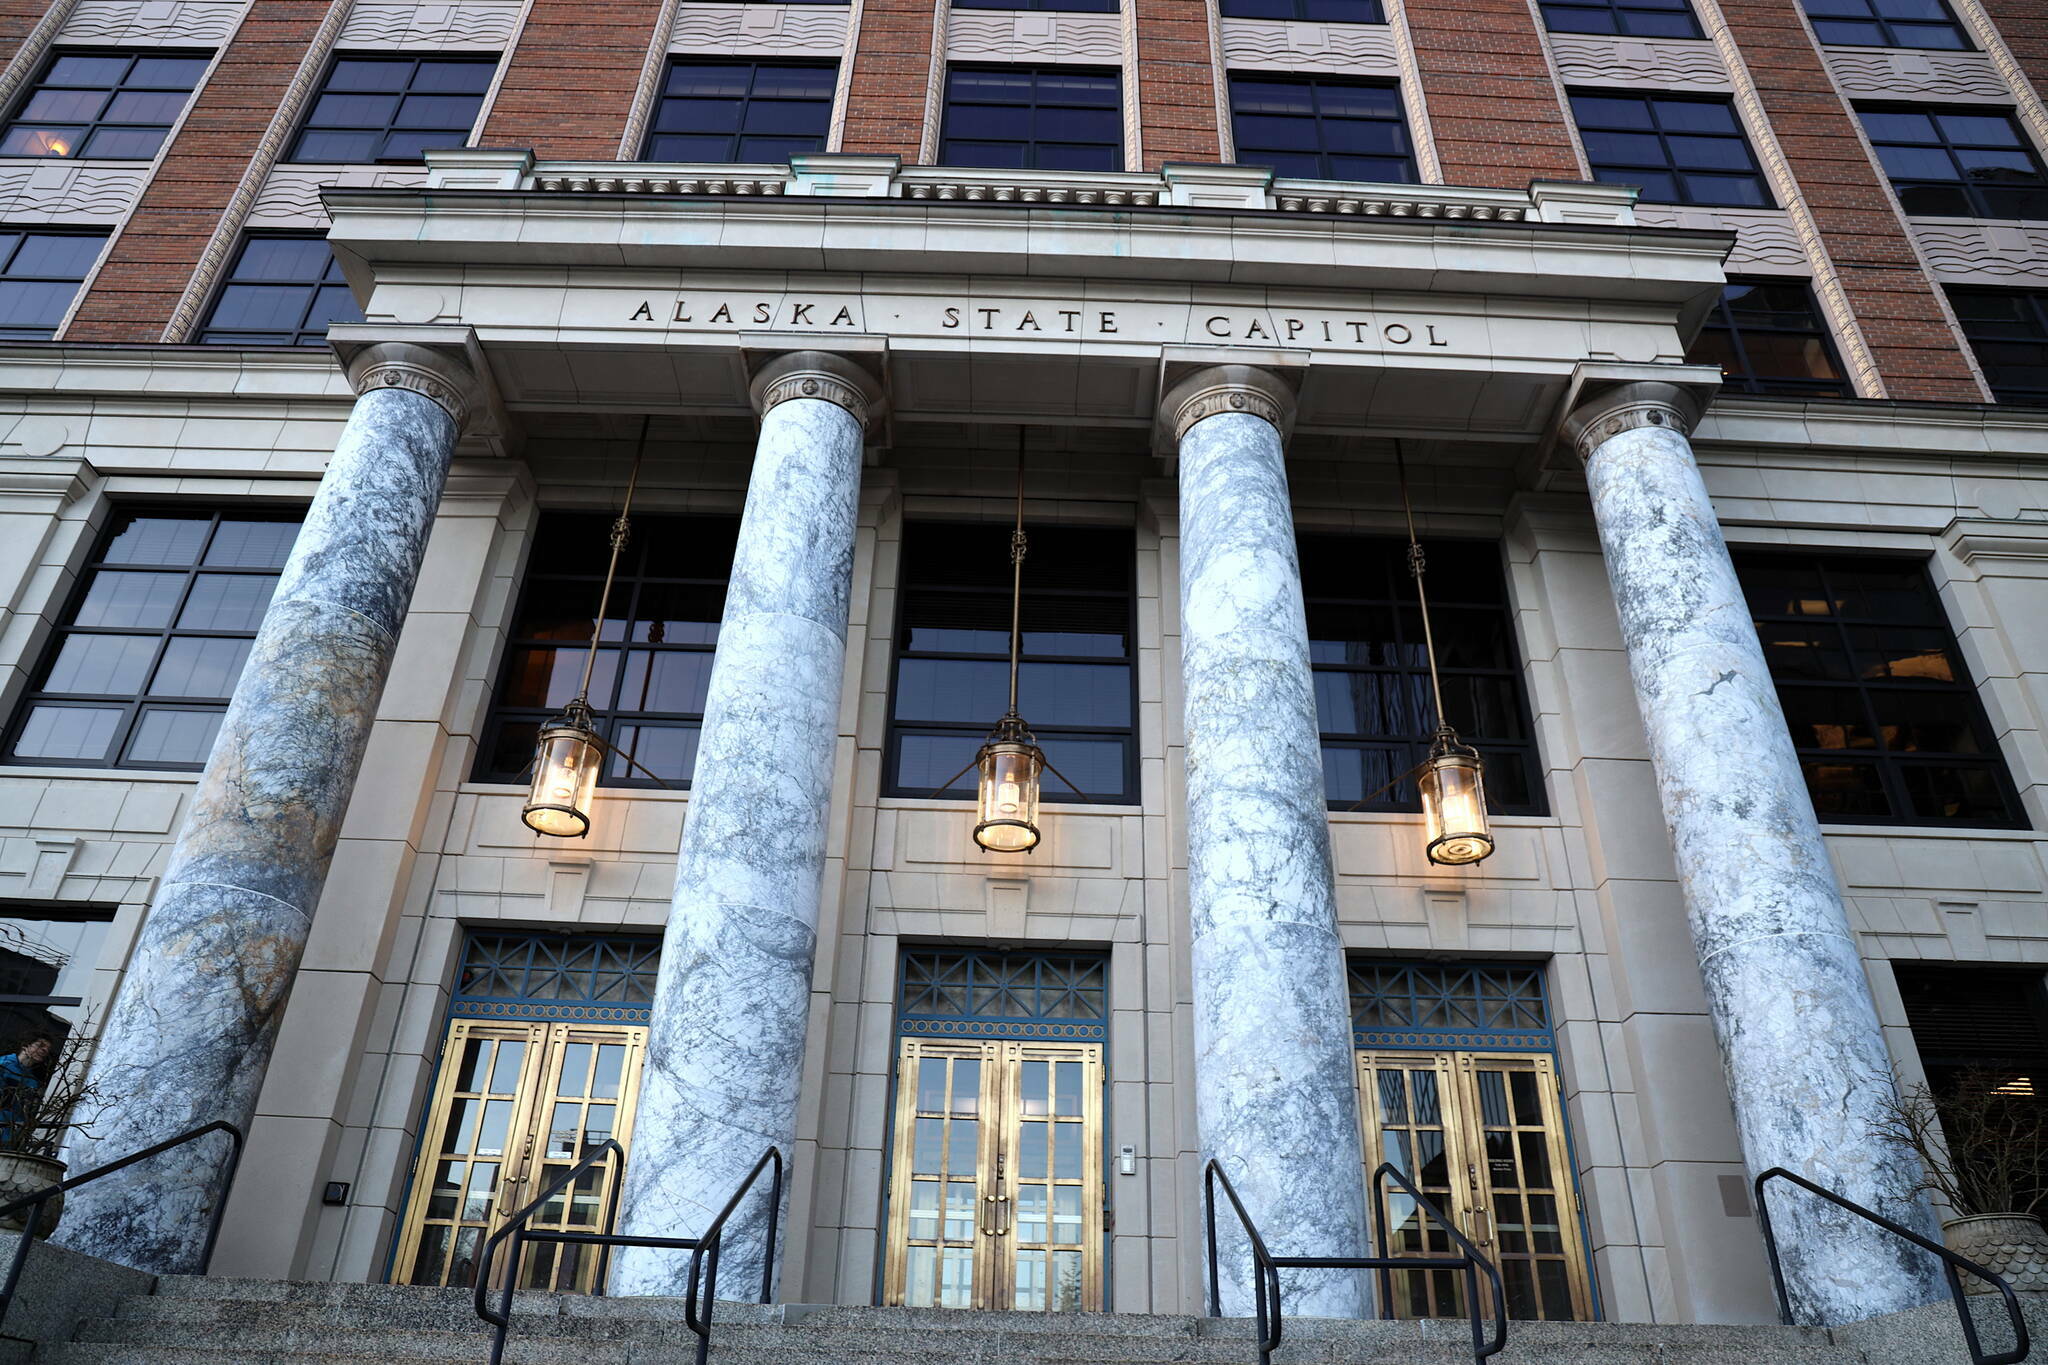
[481,0,664,159]
[1400,0,1585,188]
[839,0,940,160]
[1133,0,1221,169]
[1712,0,1984,401]
[63,0,329,343]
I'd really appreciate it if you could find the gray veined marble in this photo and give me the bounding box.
[58,352,470,1275]
[1571,384,1944,1326]
[612,354,871,1298]
[1171,369,1371,1320]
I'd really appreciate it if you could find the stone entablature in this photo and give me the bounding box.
[419,149,1644,225]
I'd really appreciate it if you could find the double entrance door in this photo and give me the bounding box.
[1357,1050,1592,1322]
[882,1037,1106,1312]
[395,1019,646,1292]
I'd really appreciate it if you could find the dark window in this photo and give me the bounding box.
[1861,106,2048,219]
[940,67,1123,172]
[286,54,492,163]
[1572,92,1770,207]
[0,50,208,160]
[645,61,836,162]
[1219,0,1384,21]
[956,0,1116,13]
[1229,75,1415,182]
[0,230,104,340]
[1540,0,1701,39]
[1301,535,1542,814]
[886,522,1137,805]
[475,512,738,790]
[0,906,113,1050]
[1897,964,2048,1098]
[197,234,361,346]
[1736,552,2024,827]
[6,508,301,771]
[1948,286,2048,404]
[1805,0,1969,49]
[1687,279,1850,397]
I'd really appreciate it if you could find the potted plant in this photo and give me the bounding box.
[0,1024,107,1238]
[1878,1068,2048,1293]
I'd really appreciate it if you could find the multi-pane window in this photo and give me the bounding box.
[197,235,361,346]
[1229,76,1415,183]
[1948,286,2048,404]
[1859,106,2048,220]
[887,522,1137,805]
[0,51,208,160]
[287,55,493,163]
[645,61,836,162]
[6,508,300,771]
[940,68,1123,172]
[476,512,738,790]
[1736,552,2023,827]
[1573,93,1769,207]
[1301,534,1542,814]
[1687,279,1850,397]
[1540,0,1702,39]
[956,0,1115,13]
[1805,0,1969,49]
[0,230,104,340]
[1219,0,1384,21]
[0,907,113,1048]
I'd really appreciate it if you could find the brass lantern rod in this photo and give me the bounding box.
[1006,429,1027,723]
[1396,440,1453,745]
[571,415,649,713]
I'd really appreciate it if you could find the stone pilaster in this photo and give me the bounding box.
[1566,380,1944,1325]
[1168,364,1371,1319]
[58,339,482,1275]
[611,351,879,1296]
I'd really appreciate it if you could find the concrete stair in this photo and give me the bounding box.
[27,1275,2019,1365]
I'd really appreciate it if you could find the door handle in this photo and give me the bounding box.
[981,1193,1010,1237]
[1472,1207,1492,1247]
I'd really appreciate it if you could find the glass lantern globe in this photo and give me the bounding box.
[523,718,603,838]
[974,739,1043,853]
[1419,746,1494,866]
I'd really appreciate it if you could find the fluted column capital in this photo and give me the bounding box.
[1561,379,1706,464]
[1159,364,1296,446]
[749,350,887,429]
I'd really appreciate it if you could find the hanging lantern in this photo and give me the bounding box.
[974,732,1044,853]
[1418,735,1493,866]
[523,706,604,838]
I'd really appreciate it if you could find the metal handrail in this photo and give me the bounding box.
[1755,1167,2031,1365]
[1202,1159,1508,1365]
[474,1142,784,1365]
[0,1120,246,1326]
[1202,1160,1285,1362]
[1367,1162,1507,1361]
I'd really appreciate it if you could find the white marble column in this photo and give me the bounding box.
[59,342,480,1275]
[1170,366,1371,1319]
[1568,382,1943,1325]
[611,352,875,1297]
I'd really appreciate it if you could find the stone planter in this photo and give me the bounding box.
[0,1151,64,1237]
[1942,1213,2048,1294]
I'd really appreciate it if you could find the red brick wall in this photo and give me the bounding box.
[1973,0,2048,120]
[66,0,331,342]
[0,0,54,78]
[480,0,664,158]
[1714,0,1983,400]
[1134,0,1220,169]
[1400,0,1583,188]
[838,0,937,159]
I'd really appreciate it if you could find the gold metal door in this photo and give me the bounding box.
[395,1019,646,1292]
[1357,1050,1591,1322]
[883,1037,1105,1312]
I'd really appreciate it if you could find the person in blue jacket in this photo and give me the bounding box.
[0,1036,54,1147]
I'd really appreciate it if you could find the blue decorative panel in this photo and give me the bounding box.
[451,931,660,1024]
[897,949,1109,1041]
[1349,960,1555,1051]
